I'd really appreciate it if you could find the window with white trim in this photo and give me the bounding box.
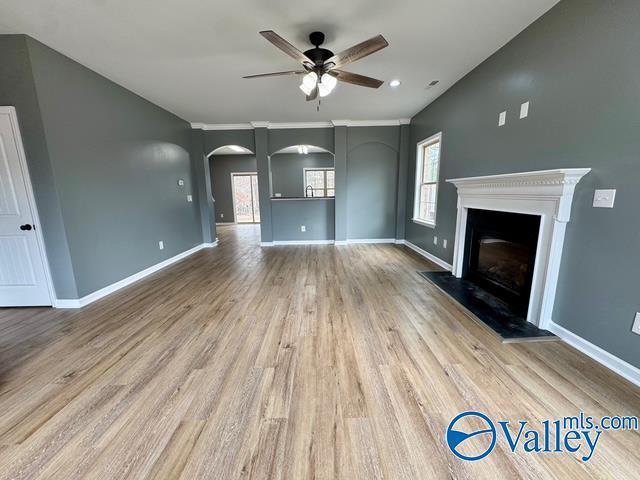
[413,133,442,227]
[304,168,335,197]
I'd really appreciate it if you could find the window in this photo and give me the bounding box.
[413,132,442,227]
[304,168,335,197]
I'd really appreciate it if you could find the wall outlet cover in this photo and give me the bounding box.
[520,101,530,119]
[593,189,616,208]
[158,241,164,250]
[498,111,507,126]
[632,313,640,336]
[220,213,224,218]
[187,194,193,202]
[301,225,306,232]
[177,179,185,186]
[433,236,438,245]
[443,239,448,249]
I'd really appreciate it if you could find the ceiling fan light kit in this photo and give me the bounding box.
[244,30,388,102]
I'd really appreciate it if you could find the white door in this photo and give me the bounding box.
[0,107,52,306]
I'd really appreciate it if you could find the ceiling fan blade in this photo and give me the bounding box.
[329,69,384,88]
[306,85,319,101]
[243,70,306,79]
[325,34,388,69]
[259,30,312,65]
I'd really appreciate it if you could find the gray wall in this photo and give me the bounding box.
[347,127,400,240]
[1,35,203,298]
[0,35,78,298]
[270,152,334,198]
[202,126,408,244]
[271,200,335,241]
[209,154,257,223]
[405,0,640,368]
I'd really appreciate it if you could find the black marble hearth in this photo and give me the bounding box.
[419,271,557,342]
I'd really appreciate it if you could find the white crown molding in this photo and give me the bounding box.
[191,119,411,130]
[268,122,333,129]
[447,168,591,330]
[54,242,217,309]
[548,321,640,387]
[191,122,253,130]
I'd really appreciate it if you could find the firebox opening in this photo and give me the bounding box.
[463,209,541,315]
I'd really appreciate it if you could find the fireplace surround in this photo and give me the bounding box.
[447,168,590,329]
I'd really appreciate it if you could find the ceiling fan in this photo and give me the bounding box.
[243,30,388,101]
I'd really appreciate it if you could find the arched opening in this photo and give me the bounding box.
[268,145,335,243]
[208,145,259,227]
[269,145,334,199]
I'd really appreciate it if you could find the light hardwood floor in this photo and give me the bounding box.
[0,224,639,479]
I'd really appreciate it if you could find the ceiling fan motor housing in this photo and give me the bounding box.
[305,31,334,68]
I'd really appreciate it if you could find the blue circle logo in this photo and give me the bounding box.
[446,411,497,461]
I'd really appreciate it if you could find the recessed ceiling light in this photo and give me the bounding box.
[389,79,401,88]
[229,145,245,152]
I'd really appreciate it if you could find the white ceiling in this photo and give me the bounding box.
[0,0,559,124]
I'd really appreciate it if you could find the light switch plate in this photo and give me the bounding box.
[593,189,616,208]
[632,313,640,336]
[520,101,530,119]
[433,236,438,245]
[443,239,448,249]
[158,241,164,250]
[498,111,506,126]
[187,195,193,202]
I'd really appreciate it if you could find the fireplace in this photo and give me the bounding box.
[463,209,540,314]
[447,168,590,329]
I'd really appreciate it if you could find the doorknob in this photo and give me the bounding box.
[19,224,33,231]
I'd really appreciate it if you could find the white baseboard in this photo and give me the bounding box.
[216,222,235,226]
[272,239,335,245]
[334,240,347,246]
[54,241,217,309]
[395,239,406,245]
[402,240,453,271]
[260,241,274,247]
[548,322,640,387]
[344,238,397,244]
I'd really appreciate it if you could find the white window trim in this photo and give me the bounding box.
[303,167,335,197]
[412,132,442,229]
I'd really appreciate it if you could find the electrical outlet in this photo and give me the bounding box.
[443,239,448,249]
[498,111,507,126]
[187,194,193,202]
[177,179,185,186]
[158,241,164,250]
[433,236,438,245]
[301,225,306,232]
[220,213,224,218]
[520,101,530,119]
[632,313,640,336]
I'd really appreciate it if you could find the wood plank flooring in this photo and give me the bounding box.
[0,224,639,479]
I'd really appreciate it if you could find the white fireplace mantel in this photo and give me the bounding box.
[447,168,591,329]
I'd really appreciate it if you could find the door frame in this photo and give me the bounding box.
[1,106,56,306]
[230,172,259,224]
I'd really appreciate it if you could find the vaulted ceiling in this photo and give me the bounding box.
[0,0,559,124]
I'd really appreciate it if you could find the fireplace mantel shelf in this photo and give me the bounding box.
[447,168,591,188]
[447,168,591,329]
